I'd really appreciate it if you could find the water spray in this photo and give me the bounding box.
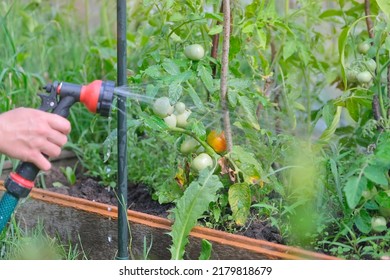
[0,80,115,233]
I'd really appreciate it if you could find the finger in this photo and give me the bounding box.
[47,115,71,135]
[47,129,68,147]
[40,142,62,159]
[31,152,52,171]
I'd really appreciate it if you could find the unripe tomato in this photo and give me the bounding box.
[191,153,213,171]
[357,71,372,84]
[164,114,177,128]
[371,216,387,232]
[153,97,174,118]
[180,137,199,154]
[184,44,205,61]
[346,69,358,83]
[175,102,186,114]
[176,110,191,128]
[207,130,227,153]
[358,42,370,54]
[365,59,377,72]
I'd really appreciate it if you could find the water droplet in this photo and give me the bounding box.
[107,235,112,243]
[107,207,112,212]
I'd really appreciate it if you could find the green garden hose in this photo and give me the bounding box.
[0,192,19,232]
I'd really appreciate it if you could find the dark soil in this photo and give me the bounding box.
[43,165,283,244]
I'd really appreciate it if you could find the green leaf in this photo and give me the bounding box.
[354,209,371,234]
[346,99,360,122]
[238,95,260,130]
[189,121,206,140]
[198,239,212,260]
[318,106,342,143]
[344,176,367,209]
[197,65,214,93]
[162,59,180,75]
[319,9,343,19]
[186,83,206,112]
[140,112,168,131]
[169,169,223,260]
[169,83,183,104]
[143,65,162,79]
[283,40,297,60]
[322,102,336,127]
[364,165,388,186]
[375,191,390,208]
[228,183,251,226]
[208,25,223,35]
[205,12,223,21]
[377,0,390,19]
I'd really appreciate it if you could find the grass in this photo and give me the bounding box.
[0,218,87,260]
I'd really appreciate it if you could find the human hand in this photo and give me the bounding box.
[0,107,71,171]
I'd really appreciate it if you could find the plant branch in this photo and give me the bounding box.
[388,64,390,118]
[364,0,374,39]
[211,2,224,78]
[220,0,233,152]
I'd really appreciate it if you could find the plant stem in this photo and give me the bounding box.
[388,64,390,119]
[211,1,224,78]
[220,0,233,152]
[364,0,374,39]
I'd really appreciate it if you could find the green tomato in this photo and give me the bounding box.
[358,42,370,55]
[164,114,177,128]
[180,137,199,154]
[184,44,205,61]
[176,110,191,128]
[175,102,186,114]
[356,71,372,84]
[191,153,213,171]
[365,59,377,72]
[371,216,387,233]
[153,97,174,118]
[346,69,358,83]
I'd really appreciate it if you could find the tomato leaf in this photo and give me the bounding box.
[140,112,168,131]
[169,168,223,260]
[228,183,251,226]
[186,83,206,112]
[162,58,180,75]
[344,176,367,209]
[363,165,388,186]
[354,209,371,234]
[318,106,342,143]
[169,82,183,104]
[238,95,260,130]
[208,25,223,35]
[197,64,214,93]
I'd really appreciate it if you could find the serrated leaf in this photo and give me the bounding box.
[228,90,238,107]
[198,239,212,260]
[208,25,223,35]
[228,183,251,226]
[162,59,180,75]
[228,78,251,90]
[189,121,206,140]
[238,95,260,130]
[364,165,388,186]
[197,65,214,92]
[354,209,371,234]
[146,83,160,98]
[344,176,367,209]
[186,84,205,112]
[170,169,223,260]
[140,113,168,131]
[143,65,162,79]
[169,83,183,104]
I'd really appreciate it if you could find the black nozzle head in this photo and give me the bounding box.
[98,80,115,117]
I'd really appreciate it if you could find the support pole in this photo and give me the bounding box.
[116,0,129,260]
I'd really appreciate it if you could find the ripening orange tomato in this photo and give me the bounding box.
[207,130,227,153]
